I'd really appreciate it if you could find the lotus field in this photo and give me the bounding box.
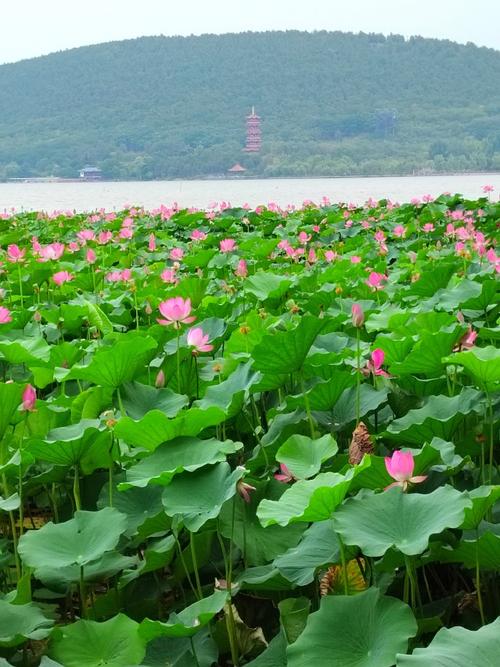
[0,191,499,666]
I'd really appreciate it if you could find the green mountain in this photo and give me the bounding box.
[1,31,500,180]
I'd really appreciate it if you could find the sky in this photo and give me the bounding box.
[1,0,499,65]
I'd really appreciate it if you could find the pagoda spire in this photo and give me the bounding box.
[243,106,261,153]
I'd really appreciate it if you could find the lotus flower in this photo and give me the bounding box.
[235,259,248,278]
[52,271,74,286]
[157,297,195,328]
[39,243,65,261]
[86,249,97,264]
[237,477,256,503]
[351,303,364,328]
[187,327,213,353]
[0,306,12,324]
[191,229,207,241]
[21,384,37,412]
[7,244,25,263]
[220,239,237,253]
[366,272,386,290]
[148,234,156,251]
[363,349,390,377]
[274,463,296,483]
[384,450,427,491]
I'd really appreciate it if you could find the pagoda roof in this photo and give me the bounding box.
[228,163,247,172]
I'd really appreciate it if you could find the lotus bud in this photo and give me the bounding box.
[155,369,166,388]
[351,303,365,328]
[21,384,37,412]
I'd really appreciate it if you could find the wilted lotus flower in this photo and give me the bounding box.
[187,327,213,354]
[384,450,427,492]
[0,306,12,324]
[157,297,196,329]
[351,303,365,328]
[236,472,256,503]
[21,384,37,412]
[52,271,74,286]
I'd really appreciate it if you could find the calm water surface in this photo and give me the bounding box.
[0,174,499,212]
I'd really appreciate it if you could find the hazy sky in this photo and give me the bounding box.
[1,0,499,65]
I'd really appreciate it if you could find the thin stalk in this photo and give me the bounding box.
[355,329,361,424]
[175,535,199,600]
[486,392,494,485]
[190,637,201,667]
[476,529,486,625]
[337,532,349,596]
[300,371,315,438]
[116,387,126,417]
[17,264,24,308]
[2,473,21,580]
[176,328,181,392]
[73,465,81,511]
[133,287,139,330]
[404,555,417,610]
[79,565,86,619]
[190,532,203,599]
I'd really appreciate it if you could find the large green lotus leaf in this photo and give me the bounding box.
[141,629,217,667]
[276,434,338,479]
[225,310,268,355]
[462,486,500,529]
[279,597,311,644]
[139,590,228,640]
[18,507,127,570]
[391,311,456,337]
[287,588,416,667]
[274,519,355,586]
[374,335,415,365]
[162,462,245,532]
[321,385,388,431]
[334,486,471,557]
[0,493,20,512]
[257,462,369,527]
[26,420,111,472]
[115,406,226,451]
[84,300,114,336]
[435,531,500,569]
[365,305,407,333]
[0,337,51,365]
[396,617,500,666]
[244,272,293,300]
[431,278,483,311]
[251,316,326,374]
[391,329,462,376]
[219,480,305,566]
[119,437,242,490]
[195,361,260,417]
[35,551,138,589]
[243,632,287,667]
[287,371,356,412]
[120,535,176,586]
[98,484,166,536]
[0,600,54,647]
[49,614,146,667]
[385,388,483,445]
[0,382,23,443]
[61,333,157,387]
[443,346,500,391]
[406,263,456,298]
[121,382,188,420]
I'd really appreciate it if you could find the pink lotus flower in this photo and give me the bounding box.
[422,223,435,233]
[67,242,80,253]
[366,272,387,290]
[187,327,213,354]
[482,185,494,193]
[393,225,406,238]
[384,450,427,491]
[325,250,337,262]
[86,249,97,264]
[119,228,133,240]
[39,243,65,261]
[220,239,237,253]
[351,303,364,328]
[160,268,178,284]
[148,234,156,251]
[52,271,74,286]
[157,297,196,329]
[237,477,256,503]
[98,231,113,245]
[0,306,12,324]
[77,230,95,244]
[21,384,37,412]
[350,255,361,264]
[170,247,184,261]
[235,259,248,278]
[274,463,296,483]
[363,349,390,378]
[298,231,311,245]
[454,326,477,351]
[7,245,25,263]
[191,229,207,241]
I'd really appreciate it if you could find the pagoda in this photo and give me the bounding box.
[243,107,261,153]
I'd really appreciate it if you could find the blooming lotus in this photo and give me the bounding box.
[384,450,427,491]
[363,349,390,378]
[160,268,178,284]
[186,327,213,354]
[235,259,248,278]
[220,239,237,253]
[274,463,296,483]
[52,271,74,286]
[39,243,65,261]
[157,297,195,328]
[366,272,386,290]
[7,244,25,263]
[0,306,12,324]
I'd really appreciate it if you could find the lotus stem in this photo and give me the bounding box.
[17,264,24,308]
[476,530,486,625]
[190,532,203,600]
[355,328,361,424]
[73,465,81,511]
[79,565,86,619]
[300,370,315,439]
[337,532,349,596]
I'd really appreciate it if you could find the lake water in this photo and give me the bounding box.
[0,173,499,212]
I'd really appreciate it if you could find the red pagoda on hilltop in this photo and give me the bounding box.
[243,107,261,153]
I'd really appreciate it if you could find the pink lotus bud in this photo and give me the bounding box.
[155,370,166,388]
[86,248,96,264]
[351,303,365,328]
[22,384,37,412]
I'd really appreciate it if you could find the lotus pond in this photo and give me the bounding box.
[0,193,499,666]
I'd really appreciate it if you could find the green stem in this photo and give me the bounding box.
[190,637,201,667]
[176,328,181,393]
[2,473,21,580]
[17,263,24,308]
[355,329,361,424]
[175,535,199,600]
[300,370,315,438]
[133,287,139,330]
[486,392,494,486]
[73,465,81,511]
[337,532,349,596]
[190,532,203,599]
[79,565,86,619]
[404,555,417,610]
[476,529,486,625]
[116,387,125,417]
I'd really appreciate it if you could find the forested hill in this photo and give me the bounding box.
[1,31,500,180]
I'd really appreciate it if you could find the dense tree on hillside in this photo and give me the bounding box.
[0,31,499,179]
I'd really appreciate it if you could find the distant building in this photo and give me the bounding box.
[228,163,247,175]
[79,165,103,180]
[243,107,261,153]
